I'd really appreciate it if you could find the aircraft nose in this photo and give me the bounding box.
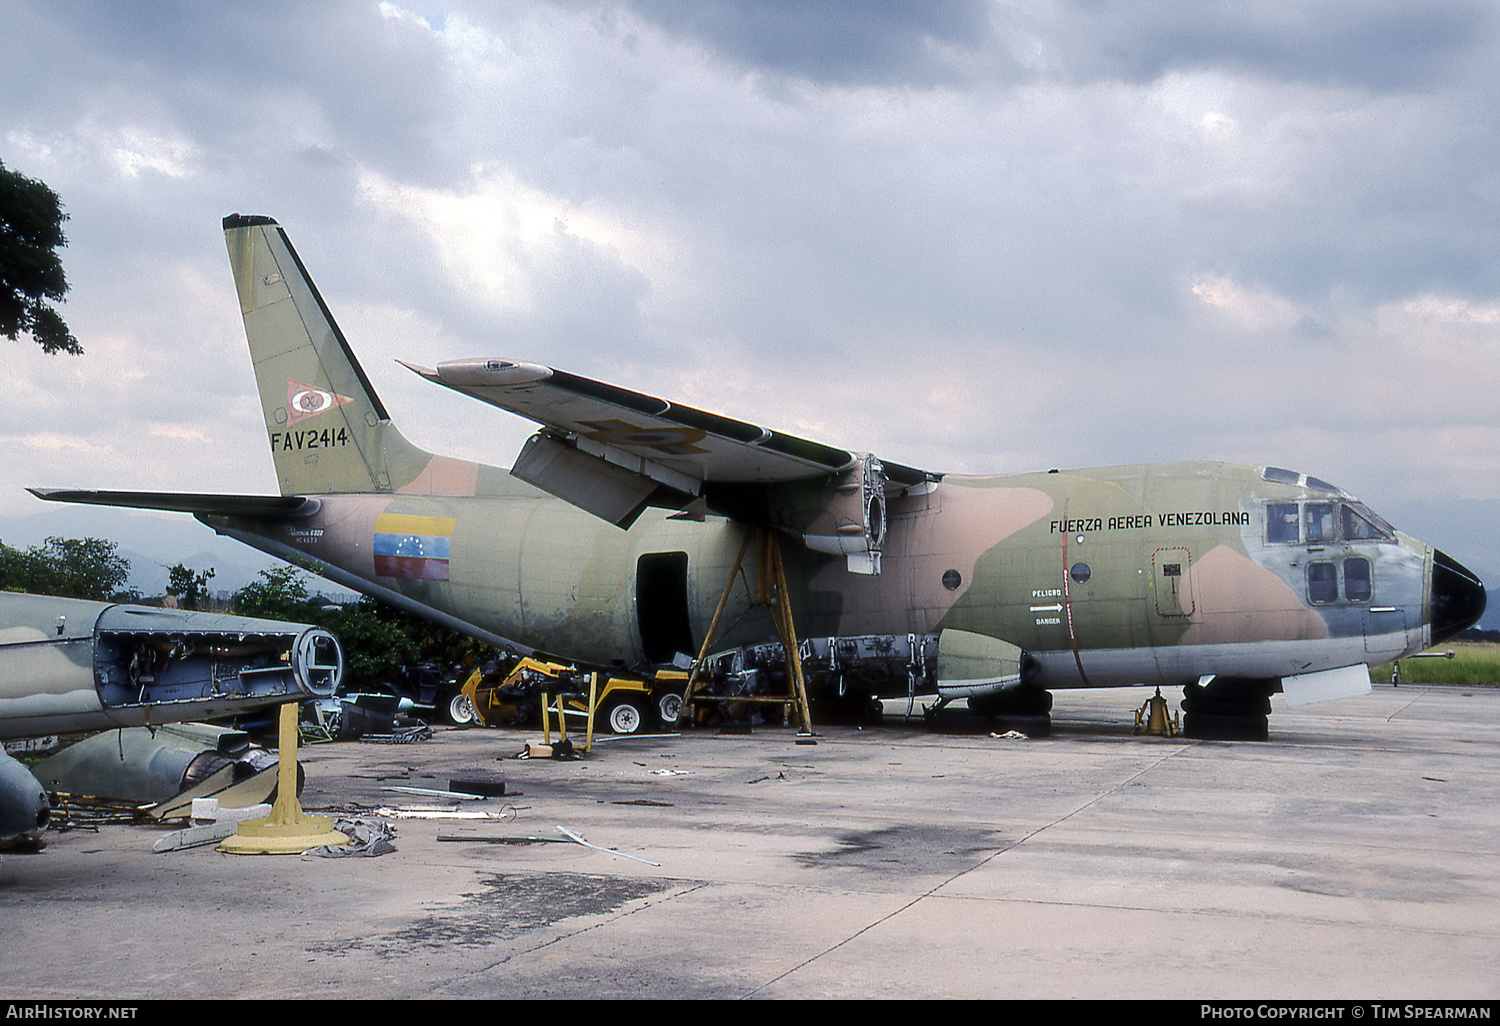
[1430,549,1487,645]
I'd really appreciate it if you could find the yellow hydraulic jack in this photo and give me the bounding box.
[220,702,349,854]
[1133,688,1181,738]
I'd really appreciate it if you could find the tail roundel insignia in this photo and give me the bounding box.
[286,380,354,426]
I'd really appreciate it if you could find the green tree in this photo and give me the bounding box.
[0,536,130,600]
[231,565,499,688]
[322,600,423,682]
[166,563,216,611]
[0,160,81,355]
[231,565,313,621]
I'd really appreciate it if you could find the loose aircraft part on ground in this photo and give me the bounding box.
[0,590,344,844]
[0,751,50,849]
[0,592,343,741]
[30,215,1489,741]
[29,723,280,806]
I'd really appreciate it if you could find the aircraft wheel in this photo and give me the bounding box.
[967,688,1052,718]
[605,698,648,735]
[655,690,683,727]
[1182,712,1268,741]
[447,693,477,727]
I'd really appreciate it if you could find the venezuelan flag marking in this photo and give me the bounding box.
[373,513,456,581]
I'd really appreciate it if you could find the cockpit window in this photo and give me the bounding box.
[1266,500,1396,545]
[1267,503,1300,543]
[1305,476,1341,494]
[1342,502,1395,541]
[1263,467,1301,485]
[1304,503,1337,543]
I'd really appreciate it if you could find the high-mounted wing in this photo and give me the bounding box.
[404,358,939,574]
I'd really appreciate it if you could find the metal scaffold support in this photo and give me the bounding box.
[681,527,816,736]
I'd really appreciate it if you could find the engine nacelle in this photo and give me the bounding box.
[775,453,889,574]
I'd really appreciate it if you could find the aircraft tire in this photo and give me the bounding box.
[605,698,648,735]
[1182,711,1269,742]
[1181,679,1275,717]
[967,688,1052,718]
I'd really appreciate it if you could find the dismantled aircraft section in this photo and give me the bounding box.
[0,591,342,740]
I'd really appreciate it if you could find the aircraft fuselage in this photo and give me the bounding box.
[204,457,1449,695]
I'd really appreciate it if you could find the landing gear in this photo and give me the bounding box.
[966,688,1053,737]
[1180,678,1276,741]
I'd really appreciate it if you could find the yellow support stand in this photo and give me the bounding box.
[220,702,349,854]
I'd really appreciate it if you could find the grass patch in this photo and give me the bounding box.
[1370,642,1500,686]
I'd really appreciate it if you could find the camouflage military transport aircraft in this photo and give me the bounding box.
[32,215,1488,740]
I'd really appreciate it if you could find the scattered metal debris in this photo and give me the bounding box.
[375,806,517,821]
[437,832,572,844]
[556,824,661,867]
[47,793,153,829]
[357,725,432,744]
[381,785,490,801]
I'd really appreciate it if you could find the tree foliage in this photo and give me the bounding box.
[0,159,81,355]
[0,536,131,600]
[231,565,311,621]
[230,565,497,687]
[166,563,216,611]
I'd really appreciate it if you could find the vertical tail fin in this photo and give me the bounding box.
[223,214,432,496]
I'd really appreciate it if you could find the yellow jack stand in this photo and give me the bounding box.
[220,702,349,854]
[1133,688,1181,738]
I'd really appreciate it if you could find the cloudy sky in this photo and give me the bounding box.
[2,1,1496,621]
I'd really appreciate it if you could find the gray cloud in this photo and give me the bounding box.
[1,0,1495,622]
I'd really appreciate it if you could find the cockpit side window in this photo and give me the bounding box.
[1267,503,1300,543]
[1266,500,1395,546]
[1304,503,1337,543]
[1342,503,1394,542]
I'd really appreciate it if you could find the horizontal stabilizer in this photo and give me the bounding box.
[28,488,317,519]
